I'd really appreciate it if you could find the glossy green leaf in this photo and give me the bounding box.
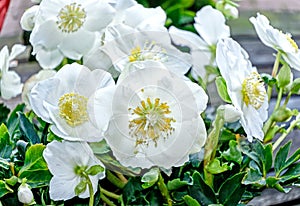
[0,180,13,198]
[167,178,189,191]
[18,112,40,144]
[141,168,159,189]
[183,195,200,206]
[280,163,300,182]
[218,172,246,206]
[18,144,51,188]
[274,141,291,176]
[206,158,231,174]
[6,103,25,136]
[222,140,243,164]
[215,76,232,103]
[75,180,87,196]
[291,78,300,94]
[242,165,265,187]
[0,124,12,159]
[188,171,216,205]
[86,165,104,176]
[0,104,9,125]
[277,64,291,88]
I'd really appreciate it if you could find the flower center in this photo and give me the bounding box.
[59,92,88,127]
[242,72,266,109]
[56,3,86,33]
[129,97,176,147]
[128,41,167,62]
[286,34,298,53]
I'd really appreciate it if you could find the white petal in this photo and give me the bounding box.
[34,46,64,69]
[20,5,39,31]
[194,6,230,46]
[282,52,300,71]
[49,176,78,201]
[1,71,23,99]
[9,44,26,62]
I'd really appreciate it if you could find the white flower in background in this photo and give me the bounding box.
[219,104,242,123]
[18,183,35,205]
[22,69,56,110]
[169,5,230,82]
[0,45,25,100]
[216,38,268,141]
[20,5,39,31]
[84,0,167,73]
[103,65,208,169]
[43,140,105,201]
[250,13,300,70]
[29,63,115,142]
[99,24,191,78]
[29,0,115,69]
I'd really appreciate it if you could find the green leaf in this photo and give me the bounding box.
[0,104,10,125]
[0,180,13,198]
[183,195,200,206]
[215,76,232,103]
[18,144,52,188]
[222,140,243,164]
[18,112,40,144]
[242,164,266,187]
[206,158,231,174]
[188,171,217,205]
[7,103,25,136]
[75,179,87,196]
[283,147,300,170]
[261,73,276,87]
[266,176,279,187]
[274,141,291,176]
[277,64,291,88]
[89,139,111,154]
[218,172,246,206]
[291,78,300,94]
[141,168,159,189]
[280,163,300,182]
[167,178,189,191]
[0,124,12,159]
[86,165,104,176]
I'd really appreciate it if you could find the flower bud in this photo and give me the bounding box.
[272,107,293,122]
[219,104,242,123]
[20,5,39,31]
[18,183,35,205]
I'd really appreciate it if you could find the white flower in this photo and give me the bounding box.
[18,183,35,205]
[22,69,56,110]
[29,0,115,69]
[216,38,268,141]
[169,5,230,81]
[20,5,39,31]
[219,104,242,123]
[29,63,115,142]
[102,65,208,169]
[0,45,25,99]
[43,140,105,201]
[100,24,191,78]
[250,13,300,70]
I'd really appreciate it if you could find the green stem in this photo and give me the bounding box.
[267,52,282,101]
[115,172,128,183]
[274,88,283,111]
[100,193,117,206]
[157,172,172,206]
[283,92,292,107]
[273,119,298,151]
[106,170,126,189]
[82,173,94,206]
[100,187,121,200]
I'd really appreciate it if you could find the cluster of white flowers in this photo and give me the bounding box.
[1,0,297,202]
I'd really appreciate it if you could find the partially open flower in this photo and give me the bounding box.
[102,64,208,169]
[18,183,35,205]
[216,38,268,141]
[29,63,115,142]
[43,140,105,200]
[0,44,25,100]
[250,13,300,70]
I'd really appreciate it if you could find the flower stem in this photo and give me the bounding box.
[274,87,283,111]
[273,118,298,151]
[115,172,128,183]
[100,193,117,206]
[106,170,126,189]
[267,52,282,101]
[100,187,121,200]
[82,173,94,206]
[283,92,292,107]
[157,172,172,206]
